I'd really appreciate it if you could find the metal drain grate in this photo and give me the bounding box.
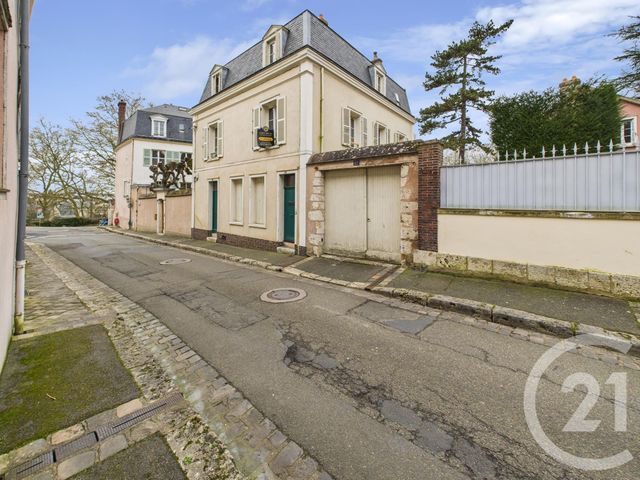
[96,393,182,440]
[13,452,54,480]
[53,432,98,461]
[160,258,192,265]
[7,393,182,479]
[260,288,307,304]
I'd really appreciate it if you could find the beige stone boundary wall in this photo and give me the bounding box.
[413,209,640,299]
[133,190,192,237]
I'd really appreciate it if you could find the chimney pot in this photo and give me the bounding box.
[117,100,127,143]
[318,14,328,26]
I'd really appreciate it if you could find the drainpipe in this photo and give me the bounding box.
[319,67,325,152]
[14,0,31,335]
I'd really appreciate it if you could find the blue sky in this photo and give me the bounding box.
[31,0,640,137]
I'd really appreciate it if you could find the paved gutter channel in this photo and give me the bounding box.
[101,227,640,360]
[23,242,333,480]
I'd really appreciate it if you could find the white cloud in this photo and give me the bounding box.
[355,21,469,63]
[477,0,638,51]
[122,36,253,101]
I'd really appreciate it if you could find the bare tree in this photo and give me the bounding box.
[70,90,147,192]
[29,119,72,219]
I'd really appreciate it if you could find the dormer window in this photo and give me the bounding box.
[266,37,277,65]
[262,26,287,67]
[375,70,386,95]
[211,72,221,95]
[151,116,167,138]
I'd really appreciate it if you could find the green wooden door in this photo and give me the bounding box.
[210,182,218,233]
[283,180,295,243]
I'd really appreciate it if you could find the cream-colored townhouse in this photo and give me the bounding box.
[190,10,415,254]
[114,104,193,229]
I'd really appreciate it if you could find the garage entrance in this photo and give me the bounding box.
[324,166,401,262]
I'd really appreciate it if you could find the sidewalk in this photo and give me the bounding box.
[388,269,640,336]
[103,227,640,345]
[0,241,332,480]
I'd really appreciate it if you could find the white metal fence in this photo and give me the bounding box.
[441,144,640,212]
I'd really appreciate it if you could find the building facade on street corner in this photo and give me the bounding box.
[114,103,193,230]
[190,10,415,255]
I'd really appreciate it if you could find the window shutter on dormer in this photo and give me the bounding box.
[361,117,368,147]
[279,29,287,58]
[217,121,224,157]
[276,97,286,144]
[342,108,350,147]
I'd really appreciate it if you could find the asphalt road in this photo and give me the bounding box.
[29,227,640,480]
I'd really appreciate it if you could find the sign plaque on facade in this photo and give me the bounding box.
[257,126,275,148]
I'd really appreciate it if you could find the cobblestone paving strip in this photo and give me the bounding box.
[28,242,332,480]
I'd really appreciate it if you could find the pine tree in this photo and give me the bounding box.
[419,20,512,163]
[614,16,640,96]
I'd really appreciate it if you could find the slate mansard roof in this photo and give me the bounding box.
[197,11,412,115]
[120,104,193,144]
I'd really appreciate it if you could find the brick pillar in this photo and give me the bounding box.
[417,142,442,252]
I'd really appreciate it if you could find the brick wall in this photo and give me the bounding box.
[417,142,442,252]
[216,231,282,252]
[191,228,210,241]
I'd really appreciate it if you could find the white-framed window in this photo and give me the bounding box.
[621,117,637,146]
[264,36,277,66]
[249,175,267,227]
[373,122,390,146]
[252,97,286,149]
[205,120,224,160]
[166,150,181,162]
[374,69,386,95]
[394,132,408,143]
[230,177,243,225]
[341,107,368,148]
[151,116,167,138]
[211,72,221,95]
[143,149,166,167]
[179,123,185,133]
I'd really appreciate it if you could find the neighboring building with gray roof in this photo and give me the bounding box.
[190,10,415,258]
[119,104,192,145]
[114,103,193,230]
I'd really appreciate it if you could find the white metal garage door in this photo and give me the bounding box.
[324,166,401,262]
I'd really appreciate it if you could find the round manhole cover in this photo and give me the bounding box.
[160,258,192,265]
[260,288,307,304]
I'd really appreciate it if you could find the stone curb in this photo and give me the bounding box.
[99,227,284,272]
[99,227,640,358]
[372,286,640,358]
[30,241,333,480]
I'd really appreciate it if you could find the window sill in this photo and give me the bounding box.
[204,156,221,163]
[229,221,243,226]
[249,223,267,229]
[254,145,283,152]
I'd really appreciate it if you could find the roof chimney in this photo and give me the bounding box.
[318,13,328,26]
[117,100,126,142]
[372,51,383,68]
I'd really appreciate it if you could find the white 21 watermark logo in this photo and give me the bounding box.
[524,334,633,471]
